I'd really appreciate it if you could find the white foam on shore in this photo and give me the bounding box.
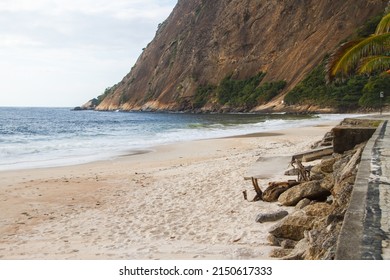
[0,113,362,171]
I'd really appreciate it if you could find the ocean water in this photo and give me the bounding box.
[0,107,357,171]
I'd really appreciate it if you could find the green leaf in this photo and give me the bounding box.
[375,12,390,34]
[328,33,390,80]
[358,56,390,74]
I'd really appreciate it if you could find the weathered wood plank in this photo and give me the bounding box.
[292,146,333,162]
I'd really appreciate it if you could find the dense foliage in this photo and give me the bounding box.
[193,84,216,109]
[359,73,390,107]
[284,12,389,111]
[284,61,389,110]
[193,72,286,110]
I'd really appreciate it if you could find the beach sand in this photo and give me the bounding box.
[0,122,337,260]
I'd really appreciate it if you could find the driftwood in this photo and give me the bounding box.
[244,177,263,202]
[251,177,263,201]
[249,177,302,202]
[262,180,300,202]
[290,159,310,182]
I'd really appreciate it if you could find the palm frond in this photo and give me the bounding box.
[358,55,390,74]
[327,33,390,81]
[326,40,362,81]
[375,12,390,34]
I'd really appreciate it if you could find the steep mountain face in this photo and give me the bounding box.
[96,0,387,112]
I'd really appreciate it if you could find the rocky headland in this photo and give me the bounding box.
[84,0,387,113]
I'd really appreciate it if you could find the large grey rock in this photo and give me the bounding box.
[319,157,337,174]
[281,238,310,260]
[295,198,311,210]
[268,213,316,241]
[256,210,289,223]
[278,180,331,206]
[302,202,332,217]
[281,239,298,249]
[267,234,282,246]
[320,174,335,191]
[270,248,293,259]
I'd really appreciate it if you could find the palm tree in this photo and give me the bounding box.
[327,12,390,81]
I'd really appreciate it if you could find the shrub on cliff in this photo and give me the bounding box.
[193,85,216,109]
[359,73,390,107]
[284,60,390,110]
[216,72,266,107]
[96,85,118,105]
[285,12,390,111]
[193,73,286,110]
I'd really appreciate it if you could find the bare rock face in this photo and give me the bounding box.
[95,0,387,112]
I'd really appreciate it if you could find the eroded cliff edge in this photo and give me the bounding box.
[94,0,387,112]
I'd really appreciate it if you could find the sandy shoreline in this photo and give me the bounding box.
[0,122,338,259]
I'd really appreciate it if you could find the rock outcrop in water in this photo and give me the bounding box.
[73,98,98,111]
[93,0,387,112]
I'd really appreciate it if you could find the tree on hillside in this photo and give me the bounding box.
[327,12,390,81]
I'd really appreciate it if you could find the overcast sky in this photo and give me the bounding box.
[0,0,177,107]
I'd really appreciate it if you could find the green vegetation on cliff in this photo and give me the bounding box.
[96,85,118,105]
[284,61,390,110]
[193,84,216,109]
[193,73,286,110]
[359,73,390,107]
[285,12,390,111]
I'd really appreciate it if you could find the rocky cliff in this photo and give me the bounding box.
[95,0,387,112]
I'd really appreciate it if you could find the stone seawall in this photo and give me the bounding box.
[258,115,390,259]
[335,117,390,260]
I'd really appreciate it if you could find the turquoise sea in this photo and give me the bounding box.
[0,107,358,171]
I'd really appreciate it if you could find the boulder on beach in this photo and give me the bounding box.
[295,198,311,210]
[278,180,331,206]
[256,210,289,223]
[302,202,332,217]
[262,181,296,202]
[268,212,316,241]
